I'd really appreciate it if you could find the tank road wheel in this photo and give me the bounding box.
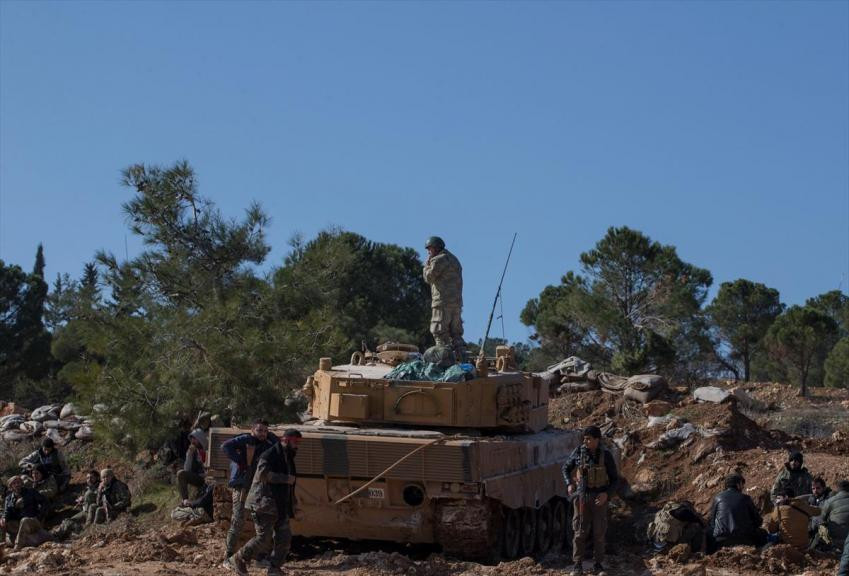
[535,502,553,554]
[520,507,537,557]
[551,498,569,551]
[501,507,521,559]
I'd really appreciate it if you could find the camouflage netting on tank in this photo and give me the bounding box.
[383,360,474,382]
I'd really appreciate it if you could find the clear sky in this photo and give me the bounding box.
[2,1,848,344]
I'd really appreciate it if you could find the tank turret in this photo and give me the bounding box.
[303,343,549,433]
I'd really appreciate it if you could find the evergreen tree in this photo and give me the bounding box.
[764,305,837,396]
[824,337,849,389]
[707,279,783,381]
[521,227,712,376]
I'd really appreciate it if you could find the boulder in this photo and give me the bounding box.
[693,386,730,404]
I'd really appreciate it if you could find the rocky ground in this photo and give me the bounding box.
[1,381,847,576]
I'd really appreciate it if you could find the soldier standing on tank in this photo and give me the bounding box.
[562,425,619,576]
[422,236,465,361]
[228,429,302,576]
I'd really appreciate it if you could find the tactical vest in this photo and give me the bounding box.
[586,454,609,489]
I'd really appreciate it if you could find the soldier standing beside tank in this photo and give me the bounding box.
[562,425,619,576]
[422,236,465,361]
[228,429,302,576]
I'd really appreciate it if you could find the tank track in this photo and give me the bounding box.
[435,499,501,561]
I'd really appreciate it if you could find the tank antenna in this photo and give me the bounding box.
[480,233,517,360]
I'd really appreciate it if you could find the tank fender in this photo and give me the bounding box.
[482,463,567,509]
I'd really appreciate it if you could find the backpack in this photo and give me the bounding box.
[647,501,688,544]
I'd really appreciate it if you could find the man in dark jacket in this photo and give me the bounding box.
[820,480,849,551]
[229,428,302,576]
[770,450,812,499]
[19,438,71,492]
[1,476,47,548]
[708,474,766,551]
[562,425,619,576]
[839,527,849,576]
[221,419,278,560]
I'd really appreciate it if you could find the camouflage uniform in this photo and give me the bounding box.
[89,477,131,524]
[422,248,464,356]
[237,443,297,571]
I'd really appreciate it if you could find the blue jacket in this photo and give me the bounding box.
[3,487,45,522]
[221,431,278,489]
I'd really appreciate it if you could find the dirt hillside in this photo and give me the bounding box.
[1,381,846,576]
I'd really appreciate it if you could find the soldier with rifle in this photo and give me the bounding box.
[562,425,619,576]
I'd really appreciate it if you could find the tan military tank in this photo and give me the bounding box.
[206,344,582,560]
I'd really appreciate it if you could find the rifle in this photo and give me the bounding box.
[577,444,589,534]
[479,233,517,361]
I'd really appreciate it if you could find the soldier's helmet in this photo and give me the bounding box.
[425,236,445,250]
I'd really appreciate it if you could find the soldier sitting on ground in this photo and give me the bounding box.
[817,480,849,553]
[88,468,131,525]
[176,429,207,501]
[1,476,49,549]
[19,438,71,493]
[707,473,766,552]
[647,500,707,555]
[25,465,58,503]
[171,481,214,526]
[770,450,812,499]
[766,482,820,550]
[54,470,101,539]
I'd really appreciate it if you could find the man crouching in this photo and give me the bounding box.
[229,428,302,576]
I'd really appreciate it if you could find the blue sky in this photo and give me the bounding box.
[2,1,847,344]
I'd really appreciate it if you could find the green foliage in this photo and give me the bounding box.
[806,290,849,337]
[764,305,837,396]
[0,246,53,397]
[824,336,849,389]
[522,226,712,377]
[707,279,783,381]
[272,229,430,364]
[52,162,430,451]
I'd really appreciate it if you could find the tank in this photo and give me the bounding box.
[206,344,582,560]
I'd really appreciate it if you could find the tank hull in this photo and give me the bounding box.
[207,424,581,559]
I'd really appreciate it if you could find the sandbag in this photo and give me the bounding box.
[596,372,629,391]
[557,381,599,394]
[75,425,94,440]
[3,430,30,441]
[30,404,61,422]
[623,375,667,403]
[60,403,78,419]
[44,428,64,446]
[693,386,730,404]
[1,414,24,431]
